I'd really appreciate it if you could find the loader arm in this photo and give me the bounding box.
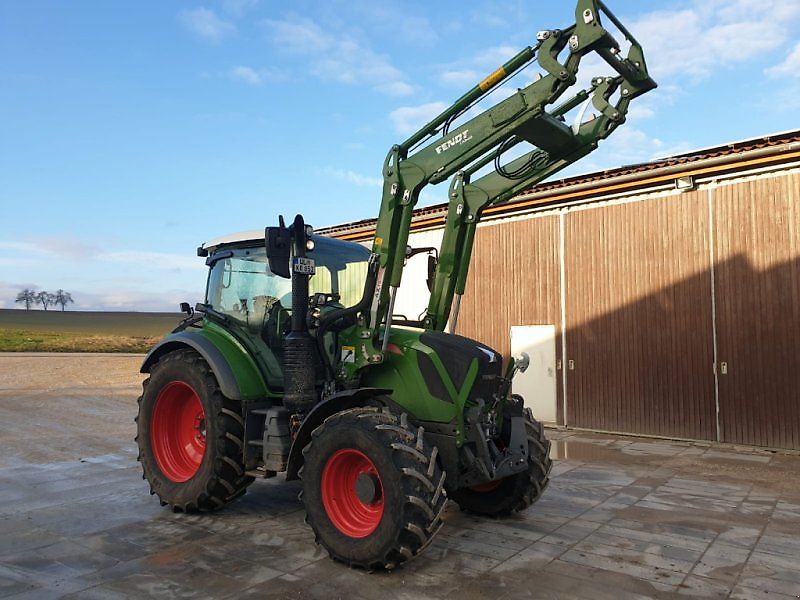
[339,0,656,372]
[425,73,646,331]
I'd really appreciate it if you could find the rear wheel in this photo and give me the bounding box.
[450,409,552,516]
[300,407,447,570]
[136,349,253,512]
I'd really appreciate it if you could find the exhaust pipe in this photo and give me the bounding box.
[282,214,317,414]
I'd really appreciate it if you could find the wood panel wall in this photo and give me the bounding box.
[452,169,800,448]
[563,193,717,439]
[713,174,800,449]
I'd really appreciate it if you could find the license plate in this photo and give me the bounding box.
[292,257,316,275]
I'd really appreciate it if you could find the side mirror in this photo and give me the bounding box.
[514,352,530,374]
[426,254,437,292]
[179,302,193,316]
[265,217,291,278]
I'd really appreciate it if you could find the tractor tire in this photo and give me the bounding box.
[450,409,551,517]
[135,348,253,512]
[300,406,447,570]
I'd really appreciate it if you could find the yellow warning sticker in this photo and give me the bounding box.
[341,346,355,363]
[479,67,507,91]
[374,236,383,248]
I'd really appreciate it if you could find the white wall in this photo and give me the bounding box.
[361,228,445,323]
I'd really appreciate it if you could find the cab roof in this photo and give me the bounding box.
[199,229,369,257]
[200,229,264,253]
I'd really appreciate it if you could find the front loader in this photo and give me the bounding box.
[136,0,656,570]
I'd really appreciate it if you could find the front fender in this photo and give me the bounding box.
[140,327,269,402]
[285,388,391,480]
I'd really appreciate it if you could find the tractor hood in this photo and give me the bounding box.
[364,327,505,422]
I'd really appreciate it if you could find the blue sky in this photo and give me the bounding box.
[1,0,799,311]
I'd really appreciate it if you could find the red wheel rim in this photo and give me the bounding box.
[470,479,503,493]
[321,449,384,538]
[150,381,206,483]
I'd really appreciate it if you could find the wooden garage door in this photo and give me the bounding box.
[564,193,717,439]
[713,174,800,449]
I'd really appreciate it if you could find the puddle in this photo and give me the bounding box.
[549,440,623,462]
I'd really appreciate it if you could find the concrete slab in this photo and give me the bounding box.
[1,354,799,599]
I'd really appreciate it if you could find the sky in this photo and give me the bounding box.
[1,0,799,311]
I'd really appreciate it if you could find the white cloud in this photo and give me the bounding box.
[0,237,97,261]
[99,251,206,272]
[38,237,99,261]
[343,0,438,47]
[71,288,200,312]
[388,102,449,136]
[440,69,479,88]
[473,46,518,69]
[222,0,258,17]
[0,238,204,273]
[323,167,382,188]
[376,81,415,97]
[263,15,412,96]
[628,103,656,121]
[179,8,235,43]
[228,65,286,86]
[766,42,800,79]
[230,66,263,85]
[0,241,38,253]
[437,46,518,90]
[596,126,692,167]
[473,14,507,28]
[0,257,41,269]
[630,0,800,80]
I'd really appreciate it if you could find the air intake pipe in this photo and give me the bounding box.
[282,214,317,414]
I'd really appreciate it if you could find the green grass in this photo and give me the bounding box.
[0,309,183,353]
[0,328,161,353]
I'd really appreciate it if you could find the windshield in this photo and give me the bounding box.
[205,236,370,330]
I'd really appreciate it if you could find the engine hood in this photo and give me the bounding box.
[387,328,504,405]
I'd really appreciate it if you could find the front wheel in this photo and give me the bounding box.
[450,409,552,516]
[135,349,253,512]
[300,407,447,570]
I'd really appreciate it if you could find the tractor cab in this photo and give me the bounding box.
[199,230,371,389]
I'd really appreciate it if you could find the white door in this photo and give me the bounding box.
[510,325,557,424]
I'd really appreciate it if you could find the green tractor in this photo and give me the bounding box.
[136,0,655,569]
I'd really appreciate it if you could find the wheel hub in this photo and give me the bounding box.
[150,381,206,483]
[321,449,384,538]
[354,472,382,504]
[194,413,207,442]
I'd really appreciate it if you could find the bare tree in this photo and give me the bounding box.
[54,289,74,311]
[15,288,37,310]
[36,291,55,311]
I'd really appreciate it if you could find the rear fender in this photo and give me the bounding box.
[140,329,269,402]
[285,388,392,481]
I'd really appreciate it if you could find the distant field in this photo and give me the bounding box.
[0,309,183,353]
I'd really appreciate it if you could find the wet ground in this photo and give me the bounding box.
[1,354,799,599]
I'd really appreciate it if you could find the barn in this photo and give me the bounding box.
[321,129,800,451]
